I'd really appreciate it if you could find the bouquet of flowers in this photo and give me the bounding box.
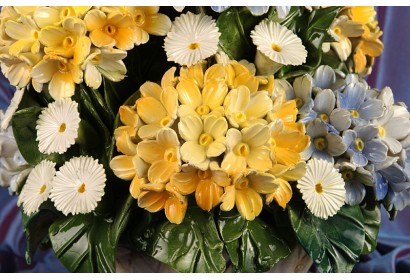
[1,6,409,273]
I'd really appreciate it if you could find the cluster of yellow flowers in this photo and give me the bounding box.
[110,61,310,224]
[0,6,171,100]
[324,6,384,76]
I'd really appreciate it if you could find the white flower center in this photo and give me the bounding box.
[39,184,46,194]
[315,183,323,194]
[59,123,66,133]
[77,183,86,193]
[271,43,282,52]
[189,42,200,50]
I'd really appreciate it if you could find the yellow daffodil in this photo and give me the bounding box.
[268,93,302,132]
[224,85,272,128]
[31,54,83,100]
[265,177,292,209]
[225,61,259,93]
[178,115,228,170]
[220,171,278,220]
[84,9,137,51]
[221,124,272,175]
[82,47,127,89]
[4,15,41,55]
[137,128,181,184]
[138,182,187,224]
[39,17,91,65]
[33,6,91,28]
[136,80,178,139]
[171,165,231,211]
[176,77,228,118]
[348,6,376,25]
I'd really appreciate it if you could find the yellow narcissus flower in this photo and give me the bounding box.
[225,61,259,93]
[31,54,83,100]
[348,6,376,25]
[220,171,278,221]
[137,128,181,184]
[178,115,227,170]
[224,85,272,128]
[4,15,41,55]
[138,182,187,224]
[265,177,292,209]
[221,124,272,175]
[84,9,137,51]
[33,6,91,28]
[39,17,91,65]
[136,81,178,139]
[171,165,231,211]
[82,47,127,89]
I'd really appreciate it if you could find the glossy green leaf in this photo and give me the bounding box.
[11,107,75,166]
[49,194,134,272]
[217,7,262,61]
[134,206,226,272]
[289,203,365,273]
[361,205,381,255]
[218,210,291,272]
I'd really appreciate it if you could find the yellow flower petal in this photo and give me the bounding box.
[265,178,292,209]
[204,63,226,83]
[180,141,207,170]
[171,168,199,195]
[180,63,204,89]
[221,152,247,175]
[137,140,165,163]
[119,105,140,127]
[138,124,162,140]
[160,86,178,118]
[220,185,236,212]
[177,79,202,109]
[138,190,168,212]
[141,13,171,36]
[110,155,136,180]
[248,173,278,194]
[115,129,138,155]
[140,81,162,100]
[202,80,228,109]
[196,179,223,211]
[247,146,272,171]
[136,96,167,124]
[178,115,203,141]
[148,160,180,184]
[129,176,145,199]
[235,188,262,221]
[164,195,187,224]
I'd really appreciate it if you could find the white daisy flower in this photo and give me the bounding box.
[251,20,307,74]
[50,156,106,215]
[17,160,56,215]
[36,98,81,155]
[297,158,345,219]
[164,12,221,66]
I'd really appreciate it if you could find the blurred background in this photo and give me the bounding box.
[1,6,410,273]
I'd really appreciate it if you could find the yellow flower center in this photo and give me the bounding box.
[314,137,328,151]
[63,36,76,48]
[77,183,86,193]
[160,116,171,127]
[195,105,210,116]
[315,183,323,194]
[57,61,69,73]
[294,97,303,108]
[59,123,66,133]
[236,177,249,190]
[199,133,213,146]
[233,142,250,157]
[91,54,102,65]
[39,184,46,194]
[189,42,200,50]
[350,109,360,118]
[378,126,385,138]
[32,30,39,40]
[334,26,342,36]
[104,24,117,36]
[342,170,355,181]
[233,112,247,124]
[164,148,178,162]
[134,9,146,26]
[60,7,73,19]
[318,113,329,123]
[271,43,282,52]
[354,138,364,152]
[197,169,212,180]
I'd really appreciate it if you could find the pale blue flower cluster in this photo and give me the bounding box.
[277,65,410,213]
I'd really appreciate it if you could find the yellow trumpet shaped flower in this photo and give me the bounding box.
[33,6,91,28]
[5,15,41,55]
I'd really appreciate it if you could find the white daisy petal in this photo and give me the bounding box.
[164,12,221,66]
[251,20,307,66]
[297,158,345,219]
[50,156,106,215]
[17,160,56,215]
[36,98,80,154]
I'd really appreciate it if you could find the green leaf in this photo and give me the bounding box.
[11,107,75,166]
[218,209,291,272]
[49,195,134,272]
[217,7,262,61]
[289,203,365,273]
[134,206,226,273]
[360,205,381,255]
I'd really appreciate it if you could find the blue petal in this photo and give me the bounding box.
[339,83,366,110]
[330,108,351,132]
[300,110,317,124]
[355,125,378,141]
[358,99,384,121]
[276,6,290,18]
[351,151,368,167]
[313,89,335,115]
[374,171,388,200]
[389,181,410,193]
[312,150,334,163]
[313,65,336,90]
[342,129,356,147]
[247,6,269,16]
[345,180,366,206]
[380,163,406,183]
[211,6,230,13]
[384,188,410,211]
[363,139,388,163]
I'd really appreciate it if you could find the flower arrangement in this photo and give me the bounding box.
[1,6,410,273]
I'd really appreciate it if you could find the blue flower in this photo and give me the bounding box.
[343,125,388,167]
[211,6,290,18]
[337,82,384,126]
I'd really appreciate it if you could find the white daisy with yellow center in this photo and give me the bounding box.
[50,156,106,215]
[164,12,221,66]
[297,158,346,219]
[17,160,56,215]
[36,98,80,154]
